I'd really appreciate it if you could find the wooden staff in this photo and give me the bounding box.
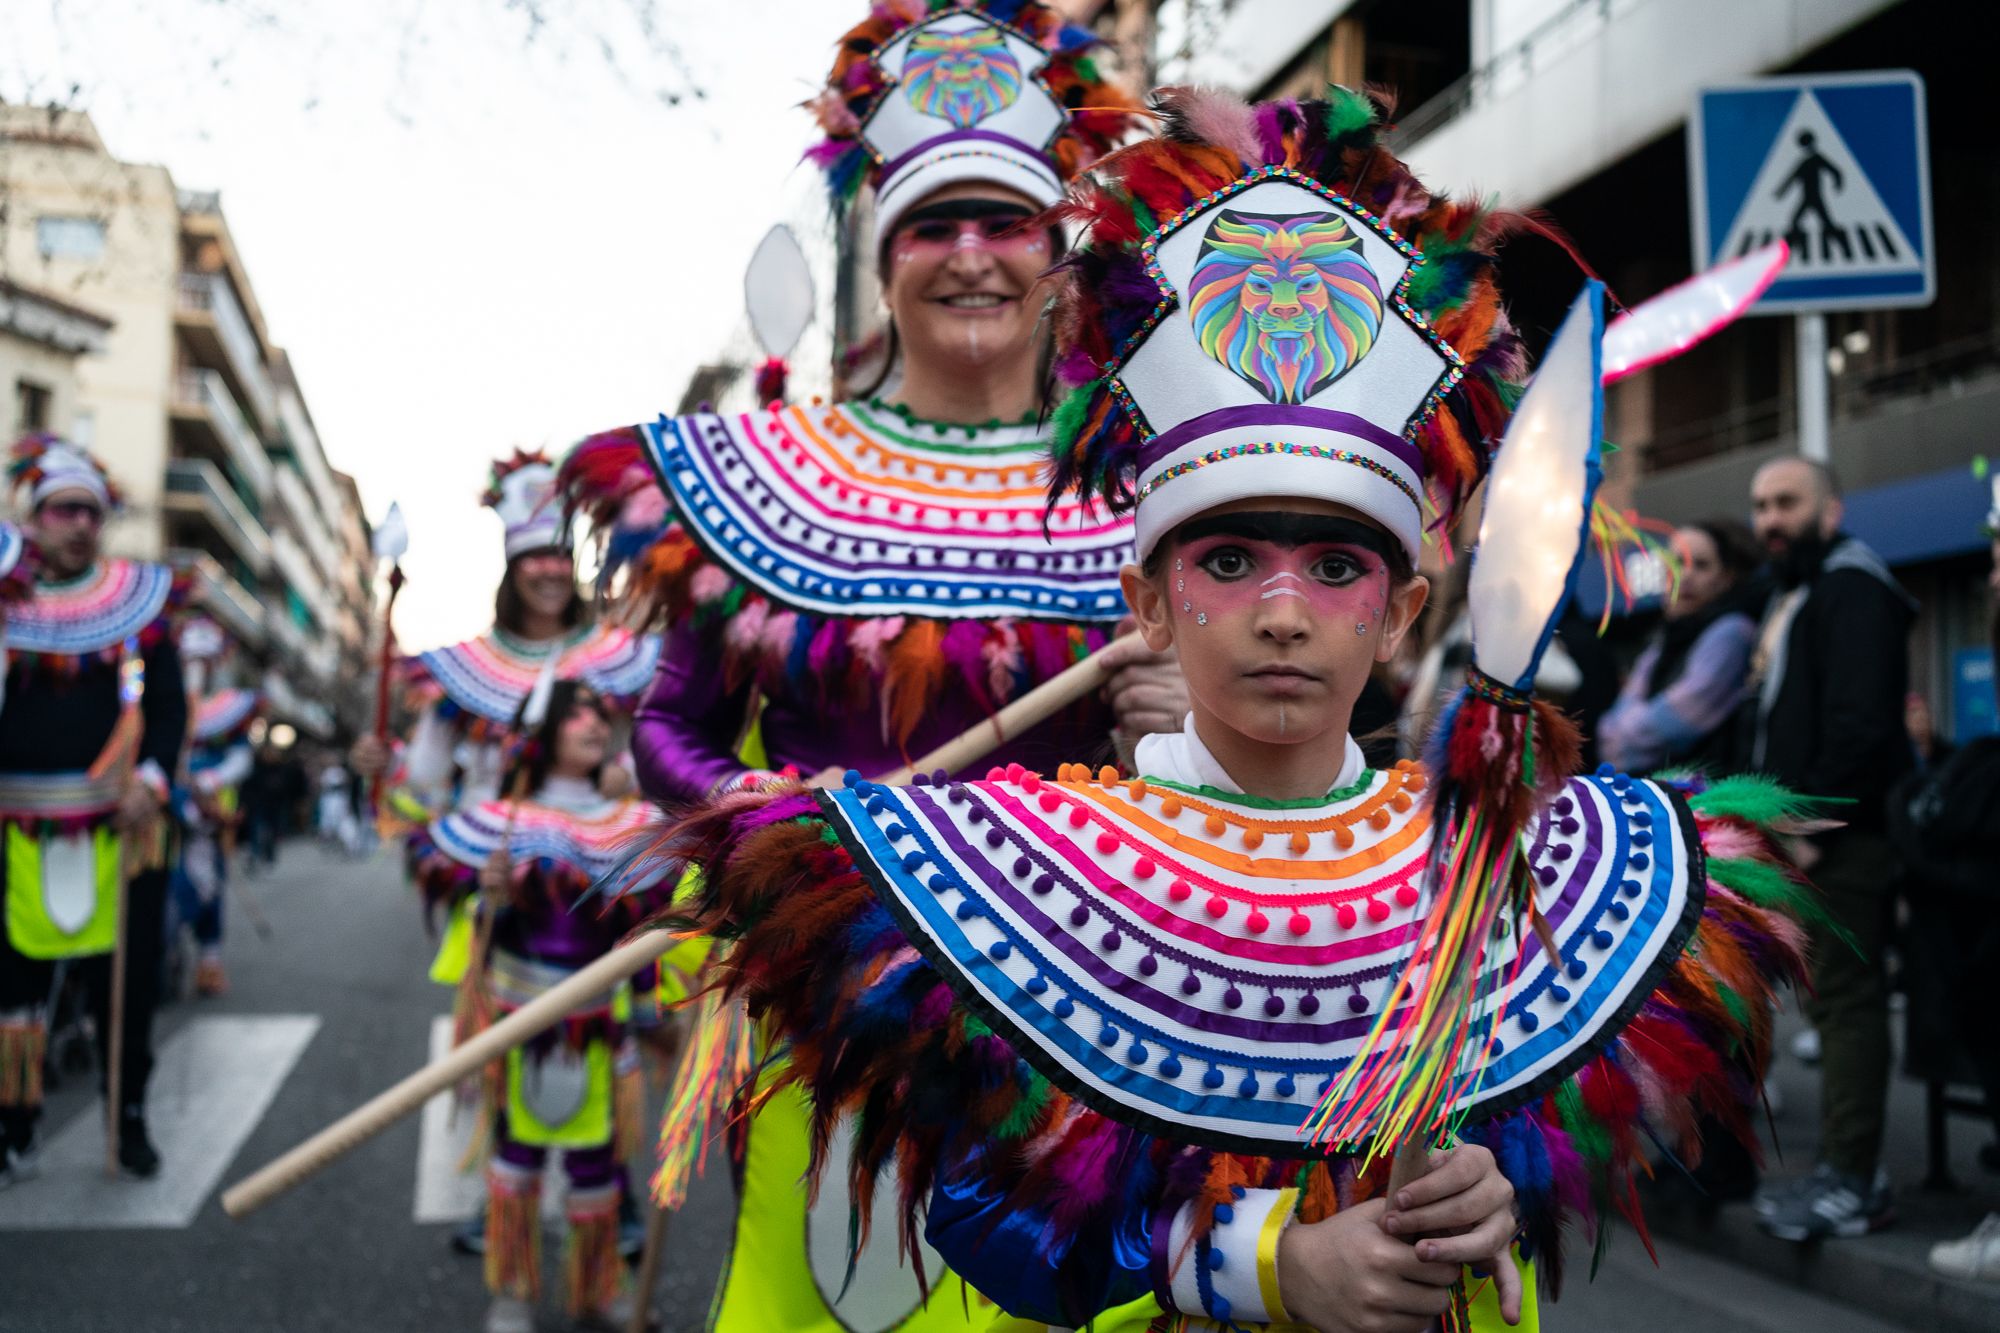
[366,563,406,815]
[104,867,129,1177]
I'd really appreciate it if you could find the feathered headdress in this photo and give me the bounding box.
[1045,86,1528,561]
[9,434,121,512]
[483,450,564,560]
[807,0,1142,243]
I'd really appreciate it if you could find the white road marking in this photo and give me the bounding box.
[0,1014,320,1230]
[412,1016,562,1223]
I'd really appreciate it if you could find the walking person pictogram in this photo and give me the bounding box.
[1777,130,1855,263]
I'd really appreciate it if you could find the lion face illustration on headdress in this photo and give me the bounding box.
[1188,210,1385,405]
[902,24,1024,129]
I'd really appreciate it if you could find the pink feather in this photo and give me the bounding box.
[619,485,666,531]
[1161,85,1263,166]
[689,564,731,606]
[983,625,1023,703]
[725,599,768,653]
[847,616,905,674]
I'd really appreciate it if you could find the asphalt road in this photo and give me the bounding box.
[0,840,1919,1332]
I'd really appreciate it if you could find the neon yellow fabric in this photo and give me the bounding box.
[707,1082,1043,1333]
[653,868,714,1006]
[4,825,120,960]
[428,896,478,985]
[505,1038,613,1149]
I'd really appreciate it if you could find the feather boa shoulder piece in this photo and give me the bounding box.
[637,765,1814,1320]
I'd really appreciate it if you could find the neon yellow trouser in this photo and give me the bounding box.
[707,1084,1042,1333]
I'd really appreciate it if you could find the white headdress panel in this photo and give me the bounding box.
[861,10,1068,244]
[1109,172,1464,562]
[490,461,564,559]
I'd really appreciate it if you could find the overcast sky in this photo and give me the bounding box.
[3,0,835,646]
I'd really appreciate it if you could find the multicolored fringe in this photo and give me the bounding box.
[4,565,189,678]
[1046,87,1526,547]
[635,765,1812,1320]
[1306,670,1582,1156]
[807,0,1140,216]
[0,1014,47,1108]
[563,1183,627,1318]
[485,1161,543,1302]
[651,985,759,1210]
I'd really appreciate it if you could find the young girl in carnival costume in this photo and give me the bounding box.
[409,679,680,1333]
[632,88,1824,1333]
[353,451,667,1259]
[561,5,1186,1331]
[172,617,258,997]
[1,436,188,1181]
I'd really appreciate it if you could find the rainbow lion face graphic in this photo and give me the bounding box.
[902,24,1024,128]
[1188,210,1386,405]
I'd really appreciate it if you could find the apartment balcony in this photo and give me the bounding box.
[165,547,266,650]
[163,458,272,577]
[169,368,274,502]
[1396,0,1897,207]
[272,465,345,591]
[269,527,334,628]
[176,271,277,431]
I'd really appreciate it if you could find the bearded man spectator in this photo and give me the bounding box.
[1746,457,1916,1242]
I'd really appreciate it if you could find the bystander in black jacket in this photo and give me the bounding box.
[1743,533,1915,829]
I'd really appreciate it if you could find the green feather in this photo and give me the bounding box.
[1074,55,1099,84]
[1127,194,1158,237]
[1688,774,1833,829]
[1555,1081,1611,1165]
[1707,855,1838,934]
[1049,380,1101,454]
[993,1072,1051,1140]
[1323,85,1376,141]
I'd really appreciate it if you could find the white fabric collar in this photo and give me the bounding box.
[1132,713,1365,796]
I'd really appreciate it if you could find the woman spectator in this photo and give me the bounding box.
[1598,517,1761,773]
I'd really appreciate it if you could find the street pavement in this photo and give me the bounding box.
[0,841,1937,1331]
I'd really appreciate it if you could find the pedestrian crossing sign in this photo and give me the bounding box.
[1689,70,1932,313]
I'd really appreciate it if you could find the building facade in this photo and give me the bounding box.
[0,105,375,740]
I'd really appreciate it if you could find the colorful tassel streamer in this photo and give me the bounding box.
[1305,670,1581,1157]
[485,1162,543,1301]
[563,1185,627,1317]
[651,985,758,1209]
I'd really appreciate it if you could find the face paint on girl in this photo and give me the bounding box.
[1171,512,1395,634]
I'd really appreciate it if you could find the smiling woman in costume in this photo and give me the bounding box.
[559,4,1186,1332]
[633,88,1822,1333]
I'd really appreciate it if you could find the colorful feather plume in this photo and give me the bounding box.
[1045,86,1528,543]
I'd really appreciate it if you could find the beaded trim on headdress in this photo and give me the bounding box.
[5,559,180,664]
[1047,87,1526,556]
[406,625,660,729]
[807,0,1140,219]
[817,762,1700,1154]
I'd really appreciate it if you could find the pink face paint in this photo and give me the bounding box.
[1174,533,1391,631]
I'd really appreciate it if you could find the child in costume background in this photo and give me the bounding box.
[409,680,680,1333]
[636,87,1818,1333]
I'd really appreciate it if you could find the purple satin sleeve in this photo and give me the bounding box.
[631,623,754,806]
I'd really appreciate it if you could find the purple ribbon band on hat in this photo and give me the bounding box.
[1135,406,1422,476]
[877,130,1059,189]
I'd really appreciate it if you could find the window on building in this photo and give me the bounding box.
[15,380,53,435]
[35,215,108,262]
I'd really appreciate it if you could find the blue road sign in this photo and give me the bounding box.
[1689,70,1933,314]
